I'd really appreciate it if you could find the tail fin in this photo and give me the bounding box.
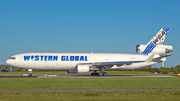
[147,28,169,45]
[140,28,169,55]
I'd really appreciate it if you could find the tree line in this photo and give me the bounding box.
[134,65,180,74]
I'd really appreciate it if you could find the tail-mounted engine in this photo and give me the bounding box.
[136,44,173,55]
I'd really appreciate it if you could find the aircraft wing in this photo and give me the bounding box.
[92,61,144,67]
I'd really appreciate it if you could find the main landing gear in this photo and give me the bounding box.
[91,71,108,76]
[91,67,108,76]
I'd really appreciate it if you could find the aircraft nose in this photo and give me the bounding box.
[6,59,11,65]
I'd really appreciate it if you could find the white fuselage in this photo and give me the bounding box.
[6,53,159,70]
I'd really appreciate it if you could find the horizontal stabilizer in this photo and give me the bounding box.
[153,54,173,61]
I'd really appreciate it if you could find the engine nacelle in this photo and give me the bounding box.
[136,44,173,55]
[76,65,90,73]
[67,65,90,73]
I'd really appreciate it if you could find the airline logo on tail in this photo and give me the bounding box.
[141,28,169,55]
[152,28,169,45]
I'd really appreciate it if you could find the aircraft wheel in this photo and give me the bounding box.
[95,73,99,76]
[91,73,93,76]
[91,73,99,76]
[91,73,95,76]
[103,72,107,76]
[98,72,103,76]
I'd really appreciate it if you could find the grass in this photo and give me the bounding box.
[0,77,180,101]
[0,91,180,101]
[0,78,180,90]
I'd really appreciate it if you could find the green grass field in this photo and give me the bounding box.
[0,78,179,90]
[0,91,180,101]
[1,77,180,100]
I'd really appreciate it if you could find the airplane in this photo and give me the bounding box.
[6,28,173,77]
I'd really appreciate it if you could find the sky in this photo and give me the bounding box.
[0,0,179,67]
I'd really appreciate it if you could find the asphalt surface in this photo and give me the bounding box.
[37,74,177,78]
[0,74,177,78]
[0,89,180,92]
[0,76,38,78]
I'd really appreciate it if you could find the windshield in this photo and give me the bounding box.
[9,57,16,60]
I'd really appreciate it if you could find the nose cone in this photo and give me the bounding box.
[6,59,11,66]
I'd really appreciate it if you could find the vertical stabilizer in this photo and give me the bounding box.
[140,28,169,55]
[147,28,169,45]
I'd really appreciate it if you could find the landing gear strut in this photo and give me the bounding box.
[91,67,108,76]
[28,69,32,77]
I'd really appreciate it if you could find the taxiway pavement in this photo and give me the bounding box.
[37,74,177,78]
[0,89,180,92]
[0,74,177,78]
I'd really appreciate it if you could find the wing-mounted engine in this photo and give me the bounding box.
[67,65,91,73]
[136,44,173,55]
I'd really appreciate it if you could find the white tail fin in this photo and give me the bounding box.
[147,28,169,45]
[140,28,169,55]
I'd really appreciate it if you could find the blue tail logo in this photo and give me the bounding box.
[141,28,169,55]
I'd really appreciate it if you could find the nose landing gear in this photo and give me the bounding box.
[28,69,32,77]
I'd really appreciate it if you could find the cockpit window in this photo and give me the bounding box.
[9,57,16,60]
